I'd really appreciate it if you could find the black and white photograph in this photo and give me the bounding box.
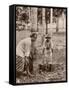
[16,5,67,84]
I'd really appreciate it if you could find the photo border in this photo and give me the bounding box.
[14,4,67,85]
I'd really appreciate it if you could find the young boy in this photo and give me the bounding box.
[43,33,53,71]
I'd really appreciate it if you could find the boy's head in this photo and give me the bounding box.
[45,34,51,42]
[45,34,51,38]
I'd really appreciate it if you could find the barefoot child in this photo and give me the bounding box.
[43,34,53,71]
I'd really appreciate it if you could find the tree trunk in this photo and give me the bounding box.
[30,7,37,32]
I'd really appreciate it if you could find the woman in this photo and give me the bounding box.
[16,32,37,76]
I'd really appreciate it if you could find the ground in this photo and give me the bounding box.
[16,30,66,84]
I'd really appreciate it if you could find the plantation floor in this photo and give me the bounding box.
[16,31,66,84]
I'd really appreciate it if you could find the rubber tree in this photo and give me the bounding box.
[30,7,37,32]
[45,8,50,34]
[53,9,63,32]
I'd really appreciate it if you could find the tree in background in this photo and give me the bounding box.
[45,8,50,34]
[16,7,30,31]
[53,8,65,32]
